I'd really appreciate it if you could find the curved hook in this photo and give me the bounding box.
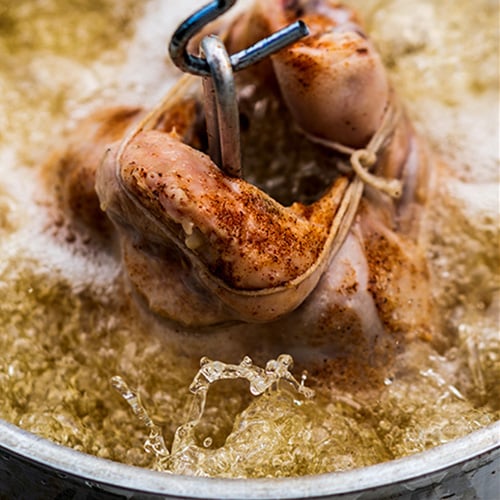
[169,0,309,76]
[169,0,235,76]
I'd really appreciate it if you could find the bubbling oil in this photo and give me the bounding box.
[112,355,316,474]
[0,0,498,479]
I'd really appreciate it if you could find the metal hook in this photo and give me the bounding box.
[169,0,309,76]
[201,35,241,177]
[168,1,309,178]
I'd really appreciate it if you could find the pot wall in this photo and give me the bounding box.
[0,419,498,499]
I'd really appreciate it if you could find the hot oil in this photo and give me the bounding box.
[111,358,392,477]
[0,0,498,478]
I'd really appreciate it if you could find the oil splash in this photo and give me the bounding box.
[110,376,170,466]
[112,354,314,472]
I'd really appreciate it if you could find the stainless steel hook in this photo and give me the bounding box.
[169,0,309,76]
[169,1,309,178]
[201,35,241,177]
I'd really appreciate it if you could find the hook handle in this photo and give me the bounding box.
[229,21,309,72]
[169,0,309,76]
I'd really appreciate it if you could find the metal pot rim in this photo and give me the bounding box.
[1,418,498,498]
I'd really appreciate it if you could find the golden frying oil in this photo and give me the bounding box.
[0,0,498,478]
